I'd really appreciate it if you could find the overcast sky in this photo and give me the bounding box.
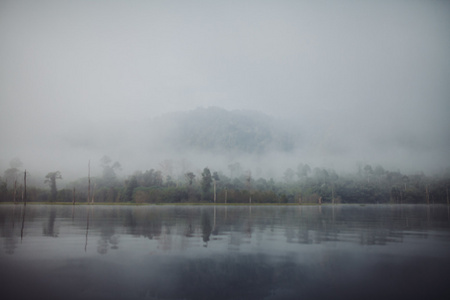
[1,0,449,180]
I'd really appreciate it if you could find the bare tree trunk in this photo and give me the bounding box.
[20,204,26,241]
[23,170,27,205]
[72,187,76,205]
[213,205,216,233]
[246,171,252,204]
[13,180,17,203]
[92,182,96,204]
[87,160,91,204]
[85,207,90,252]
[332,184,335,205]
[213,179,216,203]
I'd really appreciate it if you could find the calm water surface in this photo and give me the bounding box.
[1,204,449,300]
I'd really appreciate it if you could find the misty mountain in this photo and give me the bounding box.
[152,107,299,155]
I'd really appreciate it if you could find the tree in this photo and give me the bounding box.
[212,172,220,203]
[124,176,138,202]
[297,163,311,179]
[283,168,295,183]
[4,158,23,189]
[165,175,176,187]
[313,168,329,184]
[45,171,62,202]
[364,165,373,183]
[159,159,173,181]
[0,178,7,201]
[185,172,195,186]
[100,155,121,185]
[329,170,339,204]
[201,168,212,200]
[245,171,252,203]
[402,175,409,191]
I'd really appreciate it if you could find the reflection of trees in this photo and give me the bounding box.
[345,206,436,245]
[212,206,218,235]
[43,207,58,237]
[184,222,194,238]
[97,223,118,254]
[286,205,416,246]
[0,207,18,254]
[245,206,253,239]
[20,204,26,241]
[84,206,91,252]
[201,212,212,245]
[1,205,448,258]
[129,208,163,240]
[158,225,173,251]
[123,209,137,233]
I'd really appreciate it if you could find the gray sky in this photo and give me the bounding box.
[1,0,449,180]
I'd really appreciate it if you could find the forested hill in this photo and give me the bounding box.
[153,107,298,154]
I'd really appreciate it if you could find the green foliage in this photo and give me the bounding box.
[93,186,121,202]
[56,189,72,202]
[133,187,190,203]
[2,159,449,205]
[134,169,163,187]
[124,176,138,202]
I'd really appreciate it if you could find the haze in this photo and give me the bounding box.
[1,0,449,184]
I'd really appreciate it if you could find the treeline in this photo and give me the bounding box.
[1,158,449,205]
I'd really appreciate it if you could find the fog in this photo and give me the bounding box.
[1,0,449,185]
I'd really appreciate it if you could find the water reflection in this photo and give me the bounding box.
[201,211,212,246]
[20,204,26,242]
[97,220,119,254]
[2,204,448,249]
[43,207,58,237]
[0,204,449,299]
[85,206,91,252]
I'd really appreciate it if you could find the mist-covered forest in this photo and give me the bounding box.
[1,108,449,205]
[1,0,449,206]
[1,154,449,205]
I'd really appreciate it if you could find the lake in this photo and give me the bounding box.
[1,204,449,300]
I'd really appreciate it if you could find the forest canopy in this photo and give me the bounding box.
[1,158,449,205]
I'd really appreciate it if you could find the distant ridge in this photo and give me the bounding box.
[153,107,297,154]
